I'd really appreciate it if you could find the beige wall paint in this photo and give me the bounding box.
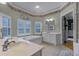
[0,4,20,37]
[0,4,61,37]
[43,12,60,33]
[0,3,76,40]
[0,4,44,37]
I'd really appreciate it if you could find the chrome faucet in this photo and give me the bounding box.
[2,38,15,51]
[2,39,9,51]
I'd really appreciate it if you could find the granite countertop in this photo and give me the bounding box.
[0,39,43,56]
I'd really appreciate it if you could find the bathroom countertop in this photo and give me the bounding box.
[42,32,61,34]
[0,39,43,56]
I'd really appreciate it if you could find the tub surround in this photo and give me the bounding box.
[0,38,43,56]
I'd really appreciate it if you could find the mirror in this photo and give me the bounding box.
[45,18,55,32]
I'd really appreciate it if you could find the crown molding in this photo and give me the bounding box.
[7,2,70,17]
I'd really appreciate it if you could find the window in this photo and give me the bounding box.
[2,16,11,38]
[17,19,25,36]
[35,22,42,33]
[25,20,31,34]
[17,18,31,36]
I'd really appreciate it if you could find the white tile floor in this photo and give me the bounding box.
[40,42,73,56]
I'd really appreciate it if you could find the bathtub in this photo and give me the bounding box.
[20,35,42,44]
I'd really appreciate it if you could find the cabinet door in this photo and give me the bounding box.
[56,34,61,45]
[48,34,56,45]
[42,33,49,42]
[45,34,50,42]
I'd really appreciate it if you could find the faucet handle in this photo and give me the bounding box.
[3,37,9,42]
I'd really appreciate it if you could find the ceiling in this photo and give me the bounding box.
[8,2,69,16]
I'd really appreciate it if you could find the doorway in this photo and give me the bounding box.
[62,12,73,50]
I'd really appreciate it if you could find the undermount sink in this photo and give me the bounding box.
[2,37,22,51]
[7,41,18,49]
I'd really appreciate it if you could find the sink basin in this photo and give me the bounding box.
[8,41,17,49]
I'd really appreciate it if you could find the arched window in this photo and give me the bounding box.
[35,21,42,34]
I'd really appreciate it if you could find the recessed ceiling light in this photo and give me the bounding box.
[0,2,6,4]
[35,5,40,8]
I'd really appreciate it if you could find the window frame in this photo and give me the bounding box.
[34,21,42,34]
[17,18,31,36]
[17,18,25,36]
[0,13,11,38]
[24,20,31,35]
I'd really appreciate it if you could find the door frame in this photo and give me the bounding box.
[61,10,75,44]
